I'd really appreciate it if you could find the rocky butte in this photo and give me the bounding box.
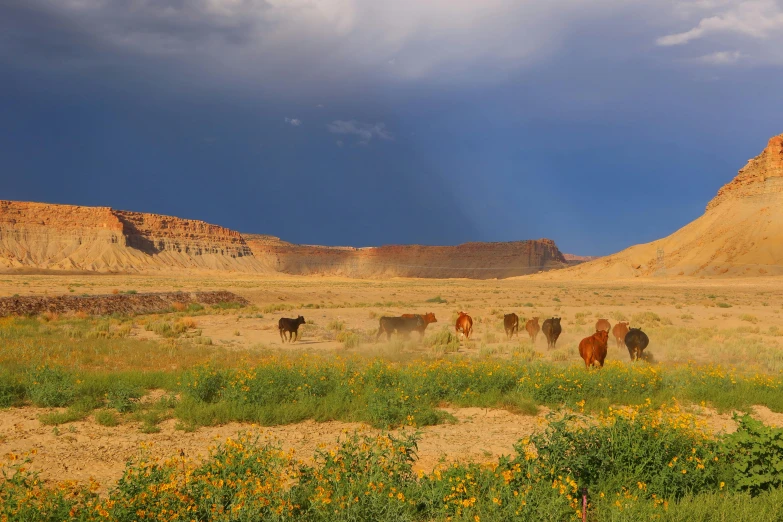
[0,201,568,278]
[551,133,783,278]
[0,201,267,273]
[245,235,568,279]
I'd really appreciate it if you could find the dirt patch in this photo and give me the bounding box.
[0,406,544,492]
[0,291,248,317]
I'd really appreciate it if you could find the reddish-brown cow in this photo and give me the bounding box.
[401,312,438,335]
[455,312,473,340]
[525,317,540,342]
[612,321,630,349]
[579,330,610,369]
[595,318,611,332]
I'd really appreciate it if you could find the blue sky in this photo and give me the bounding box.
[2,0,782,256]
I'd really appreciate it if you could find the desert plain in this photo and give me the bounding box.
[2,272,783,491]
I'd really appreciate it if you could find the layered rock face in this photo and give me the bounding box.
[551,133,783,278]
[0,201,568,277]
[247,238,567,279]
[0,201,267,273]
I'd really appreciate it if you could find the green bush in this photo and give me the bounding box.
[532,405,719,499]
[0,370,24,408]
[106,382,142,413]
[27,366,75,407]
[425,296,447,303]
[94,410,120,427]
[721,415,783,495]
[184,365,227,403]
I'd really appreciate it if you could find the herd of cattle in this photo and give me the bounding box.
[278,311,650,369]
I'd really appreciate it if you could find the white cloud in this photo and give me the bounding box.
[696,50,743,64]
[327,120,392,145]
[657,0,783,46]
[285,117,302,126]
[8,0,783,91]
[29,0,654,83]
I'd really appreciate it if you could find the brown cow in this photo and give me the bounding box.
[596,318,611,332]
[525,317,540,343]
[612,321,630,349]
[455,312,473,340]
[401,312,438,335]
[579,330,609,369]
[503,313,519,338]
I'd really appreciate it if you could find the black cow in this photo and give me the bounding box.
[376,316,424,341]
[625,328,649,361]
[278,316,306,343]
[504,313,519,339]
[542,317,562,349]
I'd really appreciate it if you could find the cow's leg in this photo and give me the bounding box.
[279,328,285,342]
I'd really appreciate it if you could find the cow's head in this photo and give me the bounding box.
[297,315,306,325]
[531,317,539,324]
[595,329,609,344]
[553,317,561,325]
[423,312,437,324]
[620,321,630,326]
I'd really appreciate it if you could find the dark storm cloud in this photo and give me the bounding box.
[4,0,782,92]
[2,0,783,252]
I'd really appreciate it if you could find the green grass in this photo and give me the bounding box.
[94,409,120,427]
[425,296,448,304]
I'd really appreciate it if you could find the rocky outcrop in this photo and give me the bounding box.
[547,133,783,279]
[248,239,568,279]
[0,201,268,273]
[706,135,783,211]
[0,291,248,317]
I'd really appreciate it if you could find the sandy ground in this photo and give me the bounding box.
[0,405,545,491]
[2,403,782,492]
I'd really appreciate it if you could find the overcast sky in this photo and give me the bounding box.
[2,0,782,255]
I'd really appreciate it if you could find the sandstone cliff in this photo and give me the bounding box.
[0,201,269,273]
[0,201,568,278]
[246,238,567,279]
[548,133,783,279]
